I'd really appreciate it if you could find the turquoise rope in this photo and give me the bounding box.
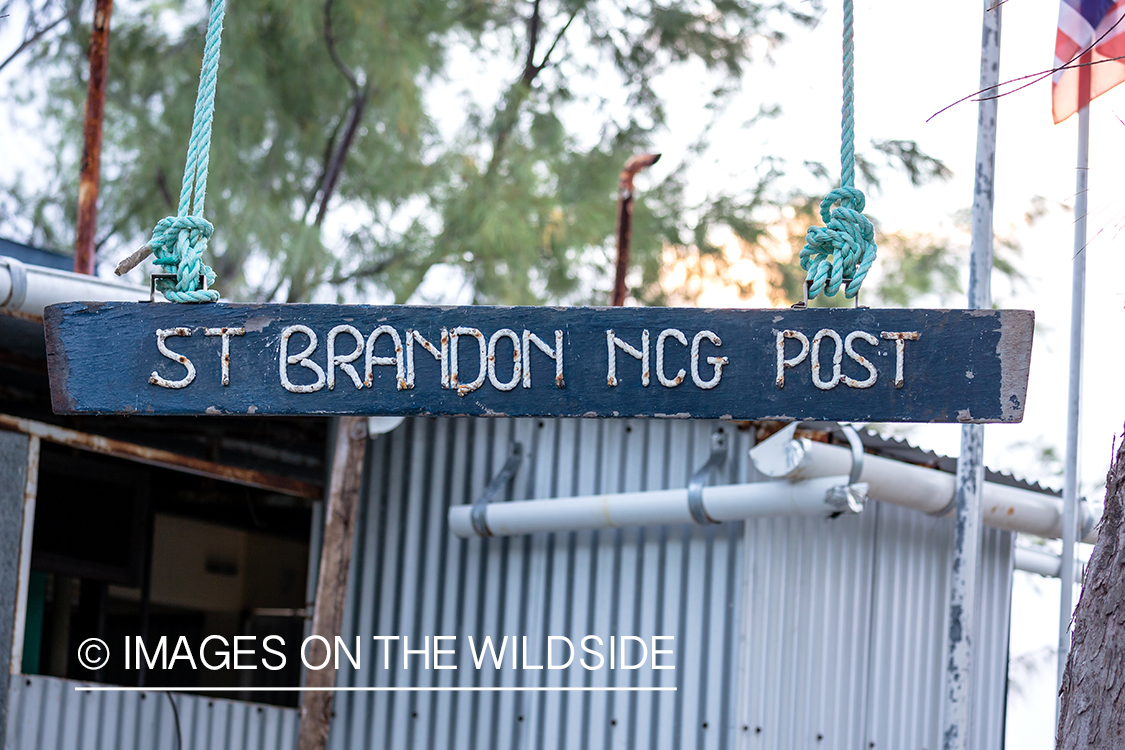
[800,0,877,300]
[146,0,226,303]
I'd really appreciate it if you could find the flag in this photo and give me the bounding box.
[1053,0,1125,122]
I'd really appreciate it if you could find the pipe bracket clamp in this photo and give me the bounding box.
[469,442,524,537]
[687,431,728,525]
[825,424,867,515]
[1,257,28,310]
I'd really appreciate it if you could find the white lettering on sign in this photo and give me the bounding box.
[450,327,487,396]
[522,330,564,389]
[203,327,244,386]
[775,328,920,390]
[843,331,878,388]
[775,330,809,388]
[690,331,727,389]
[880,331,920,388]
[327,325,365,390]
[615,328,727,390]
[280,325,326,393]
[153,321,923,397]
[656,329,687,387]
[607,329,650,387]
[271,325,564,394]
[150,327,196,389]
[488,329,521,392]
[405,328,448,390]
[364,325,405,390]
[810,329,843,390]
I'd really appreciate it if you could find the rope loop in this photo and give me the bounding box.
[149,216,219,303]
[145,0,226,303]
[799,0,878,301]
[800,187,876,299]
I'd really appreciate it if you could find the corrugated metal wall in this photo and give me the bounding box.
[330,417,751,750]
[4,417,1014,750]
[328,417,1014,750]
[737,496,1013,750]
[4,675,298,750]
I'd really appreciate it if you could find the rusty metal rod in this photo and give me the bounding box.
[74,0,114,276]
[611,153,660,306]
[0,413,321,499]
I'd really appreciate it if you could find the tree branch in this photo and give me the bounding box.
[155,168,175,209]
[323,0,360,94]
[486,2,581,178]
[521,0,541,84]
[304,109,345,217]
[331,248,410,285]
[311,0,370,226]
[533,7,579,76]
[258,266,288,303]
[313,89,367,227]
[0,7,75,75]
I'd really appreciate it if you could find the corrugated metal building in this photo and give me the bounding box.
[0,246,1028,750]
[5,415,1014,750]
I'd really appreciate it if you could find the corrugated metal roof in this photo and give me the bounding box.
[809,423,1061,498]
[0,238,71,272]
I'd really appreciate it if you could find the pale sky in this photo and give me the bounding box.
[2,1,1123,746]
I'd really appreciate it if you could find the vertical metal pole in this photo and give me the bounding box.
[943,3,999,748]
[74,0,114,276]
[1055,52,1091,723]
[611,153,660,306]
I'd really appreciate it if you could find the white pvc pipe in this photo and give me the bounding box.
[791,441,1099,543]
[452,439,1097,541]
[0,256,147,321]
[1014,546,1084,584]
[449,475,852,538]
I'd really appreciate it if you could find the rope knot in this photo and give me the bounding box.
[148,215,220,303]
[800,186,877,299]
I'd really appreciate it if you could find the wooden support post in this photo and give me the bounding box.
[74,0,114,276]
[296,416,368,750]
[0,431,36,743]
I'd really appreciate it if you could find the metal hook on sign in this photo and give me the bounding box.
[687,431,728,525]
[791,279,811,309]
[148,272,209,303]
[823,424,867,515]
[469,442,524,538]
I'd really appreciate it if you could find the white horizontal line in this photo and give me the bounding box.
[73,686,676,693]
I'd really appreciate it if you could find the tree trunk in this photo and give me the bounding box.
[1056,431,1125,748]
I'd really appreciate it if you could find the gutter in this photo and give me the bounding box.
[0,255,147,322]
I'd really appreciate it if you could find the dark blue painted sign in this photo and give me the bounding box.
[44,302,1033,423]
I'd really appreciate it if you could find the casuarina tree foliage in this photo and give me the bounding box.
[1,0,985,306]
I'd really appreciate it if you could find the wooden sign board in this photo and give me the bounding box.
[45,302,1033,423]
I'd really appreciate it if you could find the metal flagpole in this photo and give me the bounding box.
[1056,50,1091,724]
[943,2,1000,747]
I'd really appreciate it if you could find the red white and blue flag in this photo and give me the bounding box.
[1054,0,1125,122]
